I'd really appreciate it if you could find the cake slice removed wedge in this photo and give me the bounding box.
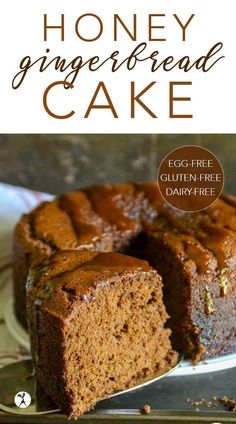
[27,250,177,418]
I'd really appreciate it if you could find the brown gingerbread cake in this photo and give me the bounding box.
[13,182,236,362]
[27,250,177,418]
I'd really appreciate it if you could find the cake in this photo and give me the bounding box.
[27,250,177,418]
[13,182,236,361]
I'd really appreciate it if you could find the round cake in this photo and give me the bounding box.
[13,182,236,361]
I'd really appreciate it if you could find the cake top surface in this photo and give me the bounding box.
[16,182,236,280]
[27,250,153,319]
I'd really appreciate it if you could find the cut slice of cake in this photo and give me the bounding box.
[26,250,177,418]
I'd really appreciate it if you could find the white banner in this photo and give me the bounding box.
[0,0,235,133]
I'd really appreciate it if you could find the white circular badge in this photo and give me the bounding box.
[14,391,32,408]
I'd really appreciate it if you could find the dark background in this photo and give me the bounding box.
[0,134,235,195]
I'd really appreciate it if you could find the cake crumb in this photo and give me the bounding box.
[186,397,218,409]
[139,404,151,415]
[219,396,236,411]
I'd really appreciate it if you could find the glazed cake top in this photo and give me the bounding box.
[27,250,154,319]
[16,182,236,282]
